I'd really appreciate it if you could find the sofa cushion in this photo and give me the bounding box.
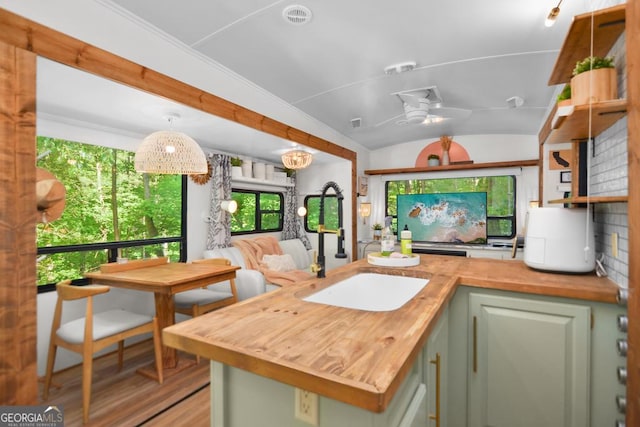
[278,239,312,270]
[262,254,297,272]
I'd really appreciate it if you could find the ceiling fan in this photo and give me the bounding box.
[375,86,471,127]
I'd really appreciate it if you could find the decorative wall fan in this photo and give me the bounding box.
[375,86,471,127]
[189,160,212,185]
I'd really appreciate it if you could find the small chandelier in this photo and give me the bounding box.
[135,113,207,175]
[281,150,313,170]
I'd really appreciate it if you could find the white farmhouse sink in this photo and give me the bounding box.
[303,273,429,312]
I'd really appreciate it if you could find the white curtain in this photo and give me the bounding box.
[206,154,232,249]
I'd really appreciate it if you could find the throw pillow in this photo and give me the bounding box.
[262,254,297,272]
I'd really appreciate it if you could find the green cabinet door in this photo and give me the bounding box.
[424,308,448,427]
[468,293,590,427]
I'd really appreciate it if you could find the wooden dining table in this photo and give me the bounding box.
[85,257,239,379]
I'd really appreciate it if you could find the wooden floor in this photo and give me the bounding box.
[39,340,211,426]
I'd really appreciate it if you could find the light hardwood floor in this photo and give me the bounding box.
[39,340,210,426]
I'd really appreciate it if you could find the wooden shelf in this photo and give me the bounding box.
[548,4,626,85]
[548,195,628,204]
[546,99,627,143]
[364,159,538,176]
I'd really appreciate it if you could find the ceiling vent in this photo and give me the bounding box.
[282,5,313,25]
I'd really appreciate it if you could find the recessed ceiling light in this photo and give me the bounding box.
[282,5,313,25]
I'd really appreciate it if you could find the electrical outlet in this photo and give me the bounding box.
[295,388,318,426]
[612,232,619,258]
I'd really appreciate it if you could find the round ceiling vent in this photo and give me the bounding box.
[282,5,312,25]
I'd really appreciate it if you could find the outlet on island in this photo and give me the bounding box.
[295,388,319,426]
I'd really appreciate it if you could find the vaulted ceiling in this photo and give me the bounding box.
[37,0,593,161]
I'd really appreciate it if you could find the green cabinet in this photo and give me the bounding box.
[468,293,591,427]
[424,308,448,427]
[447,286,626,427]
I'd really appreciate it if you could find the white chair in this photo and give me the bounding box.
[174,258,238,363]
[43,280,163,424]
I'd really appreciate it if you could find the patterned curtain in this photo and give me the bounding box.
[281,172,312,250]
[206,154,232,249]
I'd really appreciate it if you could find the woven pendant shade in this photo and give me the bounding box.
[281,150,313,170]
[135,130,207,174]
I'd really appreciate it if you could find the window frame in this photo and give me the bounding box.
[230,189,284,235]
[384,175,517,240]
[303,194,339,233]
[37,177,188,293]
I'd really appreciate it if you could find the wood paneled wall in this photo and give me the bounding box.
[0,42,37,404]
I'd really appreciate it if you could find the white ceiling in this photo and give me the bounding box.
[37,0,594,161]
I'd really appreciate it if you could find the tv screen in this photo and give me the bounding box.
[397,192,487,244]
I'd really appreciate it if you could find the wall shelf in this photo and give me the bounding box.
[232,176,293,190]
[548,195,628,205]
[364,159,538,176]
[548,4,626,85]
[546,99,627,144]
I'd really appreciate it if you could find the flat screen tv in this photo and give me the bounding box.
[397,192,487,244]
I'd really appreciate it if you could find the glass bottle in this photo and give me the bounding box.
[380,216,395,256]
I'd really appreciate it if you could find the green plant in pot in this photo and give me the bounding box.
[372,223,383,240]
[230,157,243,178]
[230,157,243,167]
[571,56,617,105]
[427,154,440,167]
[557,84,571,106]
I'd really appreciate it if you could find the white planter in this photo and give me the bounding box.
[241,160,252,178]
[265,164,274,181]
[428,158,440,167]
[253,162,266,180]
[231,166,243,179]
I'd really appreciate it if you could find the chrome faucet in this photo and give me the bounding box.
[312,181,347,278]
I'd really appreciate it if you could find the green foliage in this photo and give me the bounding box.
[557,84,571,102]
[386,176,516,237]
[36,137,183,285]
[572,56,615,76]
[428,154,440,160]
[372,223,383,230]
[305,196,339,232]
[230,157,243,166]
[230,191,283,233]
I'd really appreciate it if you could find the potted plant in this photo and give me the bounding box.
[557,84,572,107]
[230,157,243,178]
[571,56,617,105]
[372,223,383,240]
[427,154,440,167]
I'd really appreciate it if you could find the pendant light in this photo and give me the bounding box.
[544,0,563,27]
[281,149,313,170]
[135,113,207,174]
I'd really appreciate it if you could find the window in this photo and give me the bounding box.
[36,137,186,292]
[385,175,516,238]
[304,195,339,233]
[231,190,283,234]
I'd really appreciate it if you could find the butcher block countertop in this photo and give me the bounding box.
[162,255,619,413]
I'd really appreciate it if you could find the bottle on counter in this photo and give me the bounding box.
[380,216,395,256]
[401,224,412,255]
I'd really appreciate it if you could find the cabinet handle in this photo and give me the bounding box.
[428,352,441,427]
[473,316,478,373]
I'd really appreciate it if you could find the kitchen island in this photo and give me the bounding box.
[162,255,620,426]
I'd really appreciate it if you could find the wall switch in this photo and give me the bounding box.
[295,388,318,426]
[612,232,619,258]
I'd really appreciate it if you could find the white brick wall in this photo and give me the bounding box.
[589,26,629,288]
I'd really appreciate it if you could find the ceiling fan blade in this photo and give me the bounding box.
[429,107,472,119]
[374,113,405,127]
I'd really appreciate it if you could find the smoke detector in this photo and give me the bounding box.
[384,61,417,75]
[282,5,313,25]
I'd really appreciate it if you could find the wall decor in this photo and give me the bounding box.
[560,170,572,183]
[358,176,368,196]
